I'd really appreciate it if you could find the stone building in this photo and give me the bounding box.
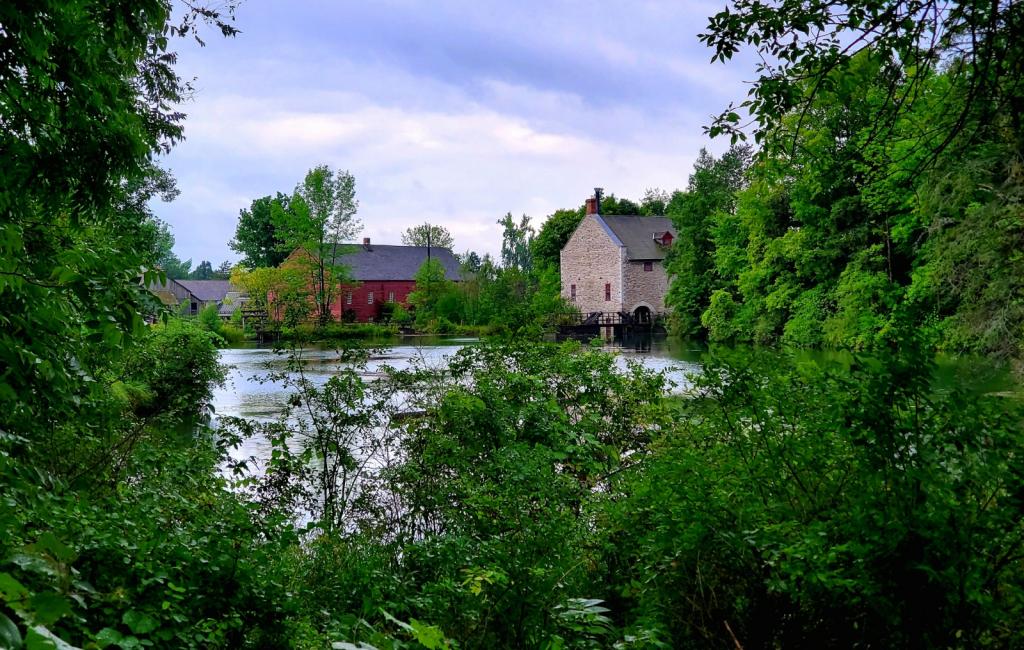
[559,197,676,323]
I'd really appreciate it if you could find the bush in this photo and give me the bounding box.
[197,303,223,335]
[605,347,1024,648]
[219,323,247,345]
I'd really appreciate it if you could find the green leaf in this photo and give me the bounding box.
[24,626,79,650]
[30,533,75,563]
[94,628,122,649]
[0,612,22,650]
[28,593,71,626]
[121,611,158,635]
[409,619,448,650]
[0,573,30,605]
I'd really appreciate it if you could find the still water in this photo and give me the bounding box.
[211,335,1016,464]
[212,335,702,424]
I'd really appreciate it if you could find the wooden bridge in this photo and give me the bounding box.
[241,308,280,343]
[555,311,665,338]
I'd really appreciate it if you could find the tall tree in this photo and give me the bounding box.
[0,1,237,434]
[664,145,753,337]
[599,194,641,215]
[230,193,292,268]
[401,223,455,250]
[639,188,670,216]
[189,260,215,280]
[498,213,534,272]
[459,251,483,274]
[274,165,360,326]
[531,208,584,270]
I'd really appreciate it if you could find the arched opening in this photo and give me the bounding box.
[633,305,652,325]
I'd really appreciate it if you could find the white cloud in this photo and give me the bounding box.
[154,1,755,263]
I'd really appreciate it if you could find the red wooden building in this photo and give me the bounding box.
[327,238,461,322]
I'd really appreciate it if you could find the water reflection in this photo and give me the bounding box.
[211,335,1015,468]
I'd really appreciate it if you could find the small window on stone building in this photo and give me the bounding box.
[604,283,611,301]
[643,261,653,272]
[570,284,576,301]
[368,292,374,305]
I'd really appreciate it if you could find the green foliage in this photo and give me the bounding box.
[197,303,223,337]
[401,224,455,251]
[606,346,1024,647]
[273,165,360,326]
[498,213,534,272]
[531,208,584,269]
[231,193,292,268]
[662,47,1024,363]
[664,145,752,337]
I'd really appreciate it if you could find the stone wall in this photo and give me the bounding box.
[622,259,670,315]
[560,215,625,314]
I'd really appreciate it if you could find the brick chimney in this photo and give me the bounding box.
[585,198,598,215]
[362,237,371,250]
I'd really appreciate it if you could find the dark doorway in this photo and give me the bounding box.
[633,305,652,325]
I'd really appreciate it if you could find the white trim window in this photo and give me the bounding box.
[367,292,374,305]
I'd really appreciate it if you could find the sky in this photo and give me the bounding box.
[158,0,753,264]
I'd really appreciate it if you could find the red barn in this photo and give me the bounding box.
[328,238,461,322]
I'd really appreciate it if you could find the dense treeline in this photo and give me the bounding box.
[227,182,670,336]
[664,5,1024,364]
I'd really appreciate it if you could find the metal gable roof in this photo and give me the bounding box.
[175,280,235,302]
[327,244,462,281]
[596,215,677,260]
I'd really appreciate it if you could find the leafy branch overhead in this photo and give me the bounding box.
[702,0,1024,166]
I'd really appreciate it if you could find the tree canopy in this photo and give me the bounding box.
[230,193,293,268]
[401,223,455,250]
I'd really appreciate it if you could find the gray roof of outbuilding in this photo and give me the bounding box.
[176,280,235,302]
[327,244,461,281]
[597,215,676,260]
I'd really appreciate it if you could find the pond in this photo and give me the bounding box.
[211,334,1016,464]
[212,335,702,421]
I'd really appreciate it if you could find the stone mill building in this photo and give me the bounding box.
[560,193,676,324]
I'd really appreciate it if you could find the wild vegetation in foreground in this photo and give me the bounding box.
[3,0,1024,648]
[5,330,1024,648]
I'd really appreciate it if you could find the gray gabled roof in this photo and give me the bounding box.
[327,244,461,281]
[176,280,235,302]
[597,215,676,260]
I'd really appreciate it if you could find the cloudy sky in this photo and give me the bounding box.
[158,0,753,264]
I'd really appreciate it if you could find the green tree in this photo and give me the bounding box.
[401,223,455,250]
[664,145,752,337]
[0,0,236,436]
[190,260,215,279]
[701,0,1023,164]
[407,258,454,329]
[530,208,583,270]
[639,188,670,216]
[498,212,534,272]
[598,194,641,215]
[152,220,193,278]
[459,250,483,274]
[274,165,360,326]
[230,193,292,268]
